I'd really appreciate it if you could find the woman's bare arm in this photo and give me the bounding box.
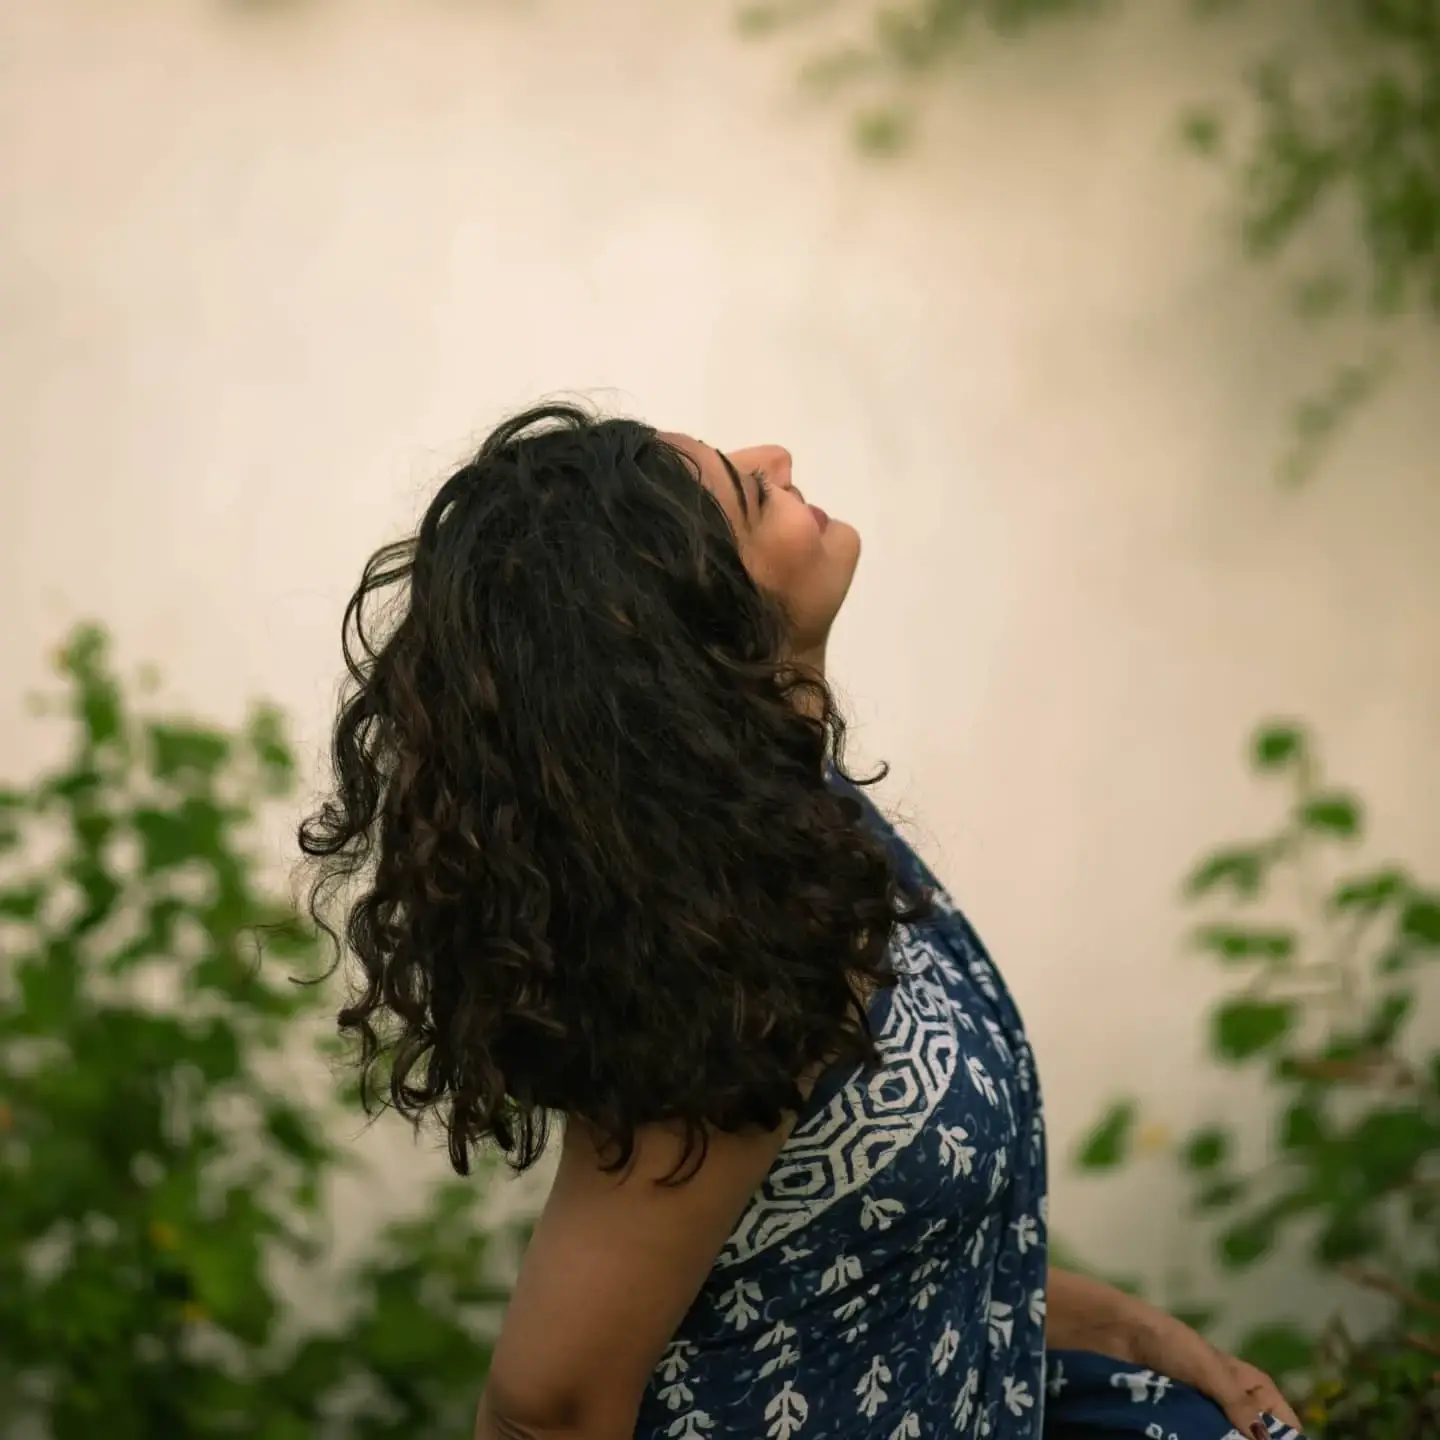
[475,1115,795,1440]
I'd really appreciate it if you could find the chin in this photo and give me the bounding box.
[821,526,862,623]
[829,519,862,580]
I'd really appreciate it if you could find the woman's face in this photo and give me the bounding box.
[661,433,862,660]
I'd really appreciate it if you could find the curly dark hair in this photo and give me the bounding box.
[299,402,930,1179]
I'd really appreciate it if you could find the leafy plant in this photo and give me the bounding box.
[0,625,521,1439]
[1073,720,1440,1437]
[740,0,1440,478]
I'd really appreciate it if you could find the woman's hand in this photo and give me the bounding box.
[1123,1301,1304,1438]
[1047,1267,1303,1438]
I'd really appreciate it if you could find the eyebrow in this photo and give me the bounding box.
[713,446,751,523]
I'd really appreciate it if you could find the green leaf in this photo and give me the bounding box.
[1169,1304,1218,1335]
[1364,991,1414,1046]
[247,704,295,792]
[1299,792,1362,838]
[1181,1126,1230,1171]
[257,1416,312,1440]
[0,883,46,920]
[1252,724,1305,771]
[1194,1176,1247,1213]
[193,1018,242,1083]
[1315,1208,1384,1265]
[148,723,231,782]
[1185,848,1267,899]
[18,951,80,1031]
[1179,106,1223,155]
[1075,1100,1136,1171]
[854,106,912,155]
[263,1101,332,1167]
[62,627,124,747]
[1331,867,1407,913]
[1378,943,1412,974]
[799,44,876,94]
[1238,1322,1315,1381]
[67,858,121,937]
[107,896,186,974]
[735,3,790,36]
[1218,1210,1279,1269]
[276,1335,348,1405]
[1213,1000,1294,1062]
[1278,1098,1326,1152]
[1401,893,1440,947]
[249,908,319,961]
[1193,925,1295,963]
[132,797,227,873]
[1347,1108,1439,1193]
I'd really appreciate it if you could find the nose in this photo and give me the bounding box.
[763,446,793,488]
[732,445,794,490]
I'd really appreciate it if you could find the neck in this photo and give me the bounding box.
[787,644,829,724]
[792,644,826,679]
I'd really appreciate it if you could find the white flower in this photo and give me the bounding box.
[984,1018,1013,1059]
[754,1319,796,1353]
[1111,1368,1174,1403]
[951,1367,979,1430]
[969,958,1001,1000]
[657,1341,696,1382]
[719,1278,762,1330]
[1003,1377,1035,1417]
[659,1381,693,1412]
[938,1124,977,1178]
[988,1149,1009,1202]
[759,1344,800,1378]
[967,1057,998,1104]
[764,1382,809,1440]
[818,1254,862,1296]
[666,1411,715,1440]
[966,1217,992,1269]
[931,1320,960,1376]
[861,1195,906,1231]
[987,1298,1014,1353]
[855,1355,892,1420]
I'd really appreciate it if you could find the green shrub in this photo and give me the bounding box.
[0,625,522,1440]
[1073,721,1440,1436]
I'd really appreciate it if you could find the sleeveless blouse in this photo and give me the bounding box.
[635,783,1047,1440]
[632,783,1310,1440]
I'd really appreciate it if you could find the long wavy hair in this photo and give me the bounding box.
[299,402,929,1179]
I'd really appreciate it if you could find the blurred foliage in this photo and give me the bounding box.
[740,0,1440,479]
[1073,721,1440,1437]
[0,625,523,1439]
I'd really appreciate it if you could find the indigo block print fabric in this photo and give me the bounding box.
[1045,1351,1307,1440]
[634,782,1307,1440]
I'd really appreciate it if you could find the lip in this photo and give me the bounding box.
[809,504,829,532]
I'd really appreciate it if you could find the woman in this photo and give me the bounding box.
[300,404,1307,1440]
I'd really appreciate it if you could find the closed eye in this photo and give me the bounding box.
[752,469,771,511]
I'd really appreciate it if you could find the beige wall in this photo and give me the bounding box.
[3,0,1437,1332]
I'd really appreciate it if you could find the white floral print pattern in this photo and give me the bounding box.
[635,782,1047,1438]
